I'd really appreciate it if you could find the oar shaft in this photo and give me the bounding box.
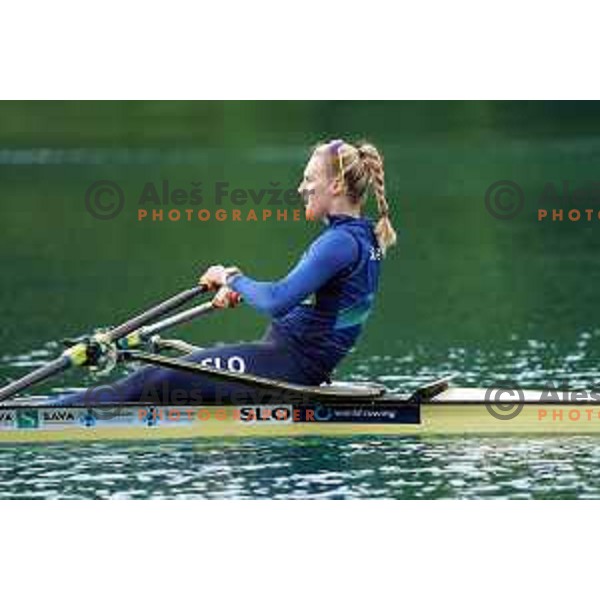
[106,285,206,343]
[117,301,216,350]
[117,290,241,350]
[140,301,216,338]
[0,355,71,402]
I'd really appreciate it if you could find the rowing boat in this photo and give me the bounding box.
[1,285,599,444]
[1,382,600,443]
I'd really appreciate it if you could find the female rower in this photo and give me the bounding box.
[61,139,396,404]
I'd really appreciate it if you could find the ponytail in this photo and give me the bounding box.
[357,143,397,254]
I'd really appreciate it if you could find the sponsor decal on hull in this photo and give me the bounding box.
[16,409,40,429]
[0,411,15,428]
[42,409,77,423]
[238,406,294,425]
[238,404,420,425]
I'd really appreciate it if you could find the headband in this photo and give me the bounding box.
[329,139,345,191]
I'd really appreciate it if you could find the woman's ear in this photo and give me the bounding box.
[329,177,344,196]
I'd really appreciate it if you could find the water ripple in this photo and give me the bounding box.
[2,436,600,499]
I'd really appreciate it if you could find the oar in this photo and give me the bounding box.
[117,288,241,351]
[117,301,216,350]
[103,285,208,343]
[0,285,208,402]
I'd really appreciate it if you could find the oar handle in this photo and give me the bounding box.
[105,285,207,343]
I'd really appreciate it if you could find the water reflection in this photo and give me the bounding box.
[2,436,600,499]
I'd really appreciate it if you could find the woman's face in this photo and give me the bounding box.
[298,150,337,220]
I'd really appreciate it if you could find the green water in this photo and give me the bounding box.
[1,101,600,498]
[2,437,600,500]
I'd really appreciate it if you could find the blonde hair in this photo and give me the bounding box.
[316,139,397,255]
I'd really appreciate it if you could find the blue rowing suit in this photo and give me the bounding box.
[55,215,382,405]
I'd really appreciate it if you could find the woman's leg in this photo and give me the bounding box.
[50,339,321,405]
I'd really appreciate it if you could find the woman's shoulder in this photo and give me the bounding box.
[308,224,360,266]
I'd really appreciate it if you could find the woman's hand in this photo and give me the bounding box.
[212,286,242,309]
[199,265,241,291]
[200,265,227,291]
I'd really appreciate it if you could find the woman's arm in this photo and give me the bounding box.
[229,229,358,317]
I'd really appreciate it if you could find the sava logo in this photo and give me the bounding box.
[0,411,15,425]
[239,406,293,424]
[42,409,77,422]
